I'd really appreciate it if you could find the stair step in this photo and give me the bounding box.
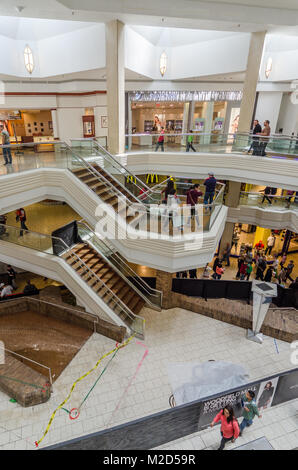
[127,295,141,312]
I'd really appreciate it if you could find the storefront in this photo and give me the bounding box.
[128,90,242,143]
[0,109,54,144]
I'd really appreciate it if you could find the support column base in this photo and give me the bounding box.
[246,329,263,344]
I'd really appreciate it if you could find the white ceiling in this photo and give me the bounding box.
[129,26,238,47]
[0,16,97,40]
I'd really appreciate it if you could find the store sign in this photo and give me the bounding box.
[214,117,224,131]
[194,118,205,131]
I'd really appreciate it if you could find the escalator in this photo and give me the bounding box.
[0,220,163,339]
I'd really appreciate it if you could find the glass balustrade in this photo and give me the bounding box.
[239,192,298,211]
[123,132,298,158]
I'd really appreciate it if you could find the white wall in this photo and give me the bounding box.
[276,93,298,135]
[255,91,283,133]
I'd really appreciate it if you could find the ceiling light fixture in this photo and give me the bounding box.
[24,45,34,74]
[159,51,167,77]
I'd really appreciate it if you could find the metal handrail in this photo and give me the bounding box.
[73,138,155,205]
[0,223,144,335]
[0,343,53,386]
[240,191,297,198]
[92,139,152,192]
[77,219,162,310]
[67,144,147,209]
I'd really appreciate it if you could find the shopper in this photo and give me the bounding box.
[222,243,231,267]
[189,268,197,279]
[261,186,273,205]
[23,280,39,295]
[239,261,248,281]
[186,130,196,152]
[0,124,12,165]
[16,208,29,237]
[255,256,267,281]
[211,405,240,450]
[186,184,203,226]
[232,230,240,254]
[236,256,245,280]
[239,390,262,435]
[285,260,295,283]
[264,265,274,282]
[256,120,271,156]
[247,119,262,154]
[265,233,275,255]
[289,277,298,289]
[213,256,221,275]
[161,179,174,204]
[0,283,13,298]
[155,127,165,152]
[280,253,287,268]
[214,263,224,280]
[7,265,17,289]
[203,172,217,206]
[246,263,253,281]
[278,267,288,285]
[202,263,212,279]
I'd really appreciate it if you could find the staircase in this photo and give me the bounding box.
[71,165,141,223]
[62,242,145,328]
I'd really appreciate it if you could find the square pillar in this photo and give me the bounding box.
[156,270,174,309]
[106,20,125,155]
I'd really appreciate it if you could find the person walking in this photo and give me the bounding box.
[186,183,203,226]
[239,261,248,280]
[211,405,240,450]
[247,119,262,154]
[161,179,174,204]
[246,263,253,281]
[155,127,165,152]
[256,120,271,156]
[16,208,29,237]
[186,130,196,152]
[189,268,197,279]
[265,233,275,255]
[261,186,273,205]
[23,280,39,295]
[280,253,287,269]
[278,267,288,285]
[201,263,212,279]
[214,263,224,280]
[203,172,217,206]
[7,265,17,289]
[264,265,274,282]
[255,256,267,281]
[222,243,231,267]
[0,124,12,165]
[239,390,262,436]
[236,256,245,280]
[285,260,295,283]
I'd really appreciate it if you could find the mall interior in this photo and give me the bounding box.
[0,0,297,452]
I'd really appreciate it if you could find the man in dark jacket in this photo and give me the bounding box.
[247,119,262,154]
[204,172,217,206]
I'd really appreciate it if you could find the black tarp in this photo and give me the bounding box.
[51,221,82,255]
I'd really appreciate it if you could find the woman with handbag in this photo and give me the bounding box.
[211,405,240,450]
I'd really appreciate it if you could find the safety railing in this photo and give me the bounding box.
[71,138,156,202]
[239,191,298,211]
[0,222,145,338]
[77,220,162,310]
[0,343,53,386]
[0,140,224,234]
[124,131,298,158]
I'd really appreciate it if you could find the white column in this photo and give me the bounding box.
[182,102,190,147]
[255,91,283,134]
[237,31,267,134]
[106,20,125,155]
[202,101,214,144]
[51,109,59,138]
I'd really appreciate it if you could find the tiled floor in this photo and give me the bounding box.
[154,400,298,451]
[0,306,296,450]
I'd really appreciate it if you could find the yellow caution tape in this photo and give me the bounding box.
[35,335,135,447]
